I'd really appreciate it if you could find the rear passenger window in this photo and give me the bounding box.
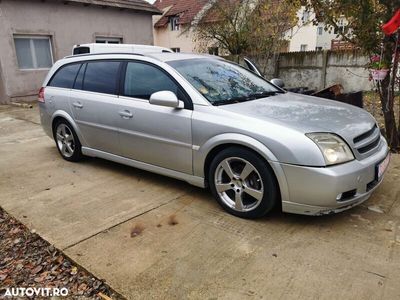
[83,61,121,94]
[123,62,179,100]
[49,64,81,89]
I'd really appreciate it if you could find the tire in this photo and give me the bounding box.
[53,119,83,162]
[208,146,278,219]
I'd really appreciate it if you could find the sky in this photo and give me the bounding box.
[144,0,156,3]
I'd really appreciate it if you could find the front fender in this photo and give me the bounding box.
[193,133,289,204]
[51,110,87,146]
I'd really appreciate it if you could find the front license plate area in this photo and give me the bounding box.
[377,153,390,180]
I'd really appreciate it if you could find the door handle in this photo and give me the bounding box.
[119,110,133,119]
[72,102,83,109]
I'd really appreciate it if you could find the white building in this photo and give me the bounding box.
[286,7,350,52]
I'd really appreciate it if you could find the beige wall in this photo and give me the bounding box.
[0,0,155,103]
[153,23,198,53]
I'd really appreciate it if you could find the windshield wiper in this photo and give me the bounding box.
[248,91,285,99]
[213,90,284,106]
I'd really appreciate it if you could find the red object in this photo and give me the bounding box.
[382,9,400,36]
[38,87,45,103]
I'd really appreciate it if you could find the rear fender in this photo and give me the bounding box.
[51,110,87,146]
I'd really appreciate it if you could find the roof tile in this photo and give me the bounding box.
[154,0,209,28]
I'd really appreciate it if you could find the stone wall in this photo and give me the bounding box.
[234,50,374,92]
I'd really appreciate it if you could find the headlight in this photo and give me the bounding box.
[306,133,354,166]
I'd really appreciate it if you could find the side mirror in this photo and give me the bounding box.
[271,78,285,89]
[149,91,181,108]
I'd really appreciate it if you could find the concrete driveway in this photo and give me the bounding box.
[1,104,400,299]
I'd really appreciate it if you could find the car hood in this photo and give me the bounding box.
[218,92,376,143]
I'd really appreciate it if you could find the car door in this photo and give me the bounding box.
[117,60,193,174]
[69,60,123,155]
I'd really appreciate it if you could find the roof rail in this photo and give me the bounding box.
[64,52,145,59]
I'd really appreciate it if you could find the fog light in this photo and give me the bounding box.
[336,193,343,201]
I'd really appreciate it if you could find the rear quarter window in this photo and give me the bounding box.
[48,63,81,89]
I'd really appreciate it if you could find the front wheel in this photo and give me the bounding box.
[208,147,278,219]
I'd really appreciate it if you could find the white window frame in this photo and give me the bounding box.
[14,35,54,70]
[95,37,123,44]
[300,44,308,52]
[170,16,180,31]
[302,11,309,23]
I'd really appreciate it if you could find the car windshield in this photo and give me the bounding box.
[168,58,284,106]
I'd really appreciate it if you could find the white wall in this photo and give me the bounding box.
[287,7,347,52]
[287,7,317,52]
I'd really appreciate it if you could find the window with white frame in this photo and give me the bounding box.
[318,27,323,35]
[14,35,53,70]
[302,11,310,23]
[334,19,346,34]
[95,37,122,44]
[300,44,308,52]
[170,16,180,31]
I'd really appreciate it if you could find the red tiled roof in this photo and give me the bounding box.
[154,0,209,28]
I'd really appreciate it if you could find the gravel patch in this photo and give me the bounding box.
[0,207,124,299]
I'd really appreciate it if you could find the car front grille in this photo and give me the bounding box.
[353,125,381,155]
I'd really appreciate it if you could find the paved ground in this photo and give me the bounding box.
[1,104,400,299]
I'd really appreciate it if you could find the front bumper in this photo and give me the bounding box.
[274,136,389,216]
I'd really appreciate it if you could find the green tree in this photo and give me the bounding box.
[307,0,400,150]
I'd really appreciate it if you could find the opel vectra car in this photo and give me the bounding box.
[38,51,390,218]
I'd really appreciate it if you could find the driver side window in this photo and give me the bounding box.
[123,62,180,100]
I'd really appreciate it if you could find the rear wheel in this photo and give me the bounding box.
[54,120,83,162]
[209,147,278,219]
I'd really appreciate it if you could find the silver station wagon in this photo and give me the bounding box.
[38,51,390,218]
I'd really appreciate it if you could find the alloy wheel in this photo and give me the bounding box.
[214,157,264,212]
[56,124,75,158]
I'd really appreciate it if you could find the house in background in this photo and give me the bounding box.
[0,0,161,103]
[287,6,353,52]
[153,0,215,53]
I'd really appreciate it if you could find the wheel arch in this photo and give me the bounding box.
[194,133,290,204]
[51,110,86,146]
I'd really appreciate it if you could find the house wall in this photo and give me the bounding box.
[316,26,337,49]
[153,23,197,53]
[0,0,154,103]
[289,24,317,52]
[0,66,7,103]
[287,7,346,52]
[287,8,317,52]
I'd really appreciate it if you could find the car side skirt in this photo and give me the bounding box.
[82,147,205,188]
